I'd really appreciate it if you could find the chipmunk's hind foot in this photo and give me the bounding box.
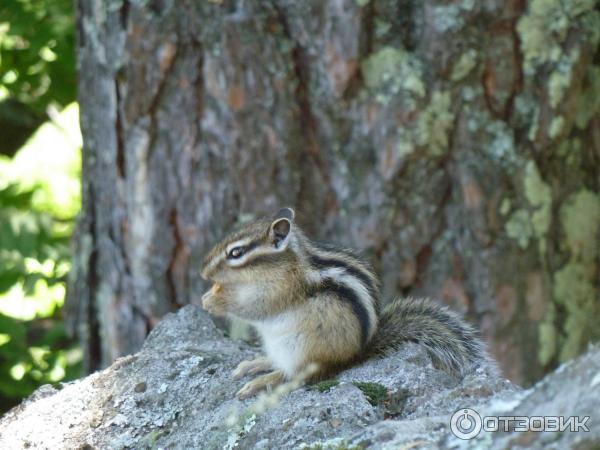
[232,356,272,380]
[236,370,285,399]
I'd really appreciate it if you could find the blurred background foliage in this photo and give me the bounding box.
[0,0,80,412]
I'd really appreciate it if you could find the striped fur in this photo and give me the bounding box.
[200,207,494,397]
[367,297,493,375]
[302,237,379,344]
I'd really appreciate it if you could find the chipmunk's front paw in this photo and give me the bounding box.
[236,370,285,399]
[201,284,228,316]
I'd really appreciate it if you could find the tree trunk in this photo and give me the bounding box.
[68,0,600,384]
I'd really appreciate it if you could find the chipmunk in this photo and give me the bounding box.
[200,208,492,399]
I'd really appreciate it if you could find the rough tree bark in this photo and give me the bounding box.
[67,0,600,385]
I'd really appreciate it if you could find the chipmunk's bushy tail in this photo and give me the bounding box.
[368,297,494,375]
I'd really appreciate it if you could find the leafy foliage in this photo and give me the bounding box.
[0,0,75,112]
[0,181,81,411]
[0,0,81,413]
[0,0,76,158]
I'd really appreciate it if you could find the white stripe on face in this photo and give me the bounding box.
[226,239,253,255]
[225,238,255,267]
[226,234,294,268]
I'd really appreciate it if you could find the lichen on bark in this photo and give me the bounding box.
[553,190,600,362]
[360,46,425,104]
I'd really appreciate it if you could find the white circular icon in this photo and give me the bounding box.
[450,408,482,440]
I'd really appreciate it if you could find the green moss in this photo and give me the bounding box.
[581,9,600,44]
[528,106,540,141]
[517,0,597,74]
[499,198,511,216]
[354,0,369,6]
[514,94,542,141]
[431,2,472,33]
[506,209,533,249]
[451,49,478,81]
[313,379,339,392]
[352,382,388,406]
[524,160,552,254]
[553,189,600,362]
[553,262,598,362]
[548,116,564,138]
[548,71,569,109]
[486,120,517,164]
[361,47,404,90]
[557,138,583,167]
[396,132,415,158]
[361,46,425,104]
[302,441,362,450]
[538,304,557,366]
[374,19,391,39]
[515,0,600,368]
[416,91,453,156]
[575,66,600,129]
[462,86,478,103]
[142,429,164,449]
[560,189,600,263]
[505,161,553,253]
[391,91,454,158]
[548,50,580,108]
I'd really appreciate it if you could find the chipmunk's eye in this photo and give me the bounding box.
[227,246,245,259]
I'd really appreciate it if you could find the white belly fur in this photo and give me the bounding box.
[253,312,303,379]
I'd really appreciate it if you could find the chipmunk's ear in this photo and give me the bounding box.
[269,216,292,249]
[274,207,295,221]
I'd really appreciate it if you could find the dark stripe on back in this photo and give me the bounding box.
[312,240,361,258]
[310,278,371,347]
[308,254,378,299]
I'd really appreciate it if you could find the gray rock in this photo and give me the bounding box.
[0,305,597,449]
